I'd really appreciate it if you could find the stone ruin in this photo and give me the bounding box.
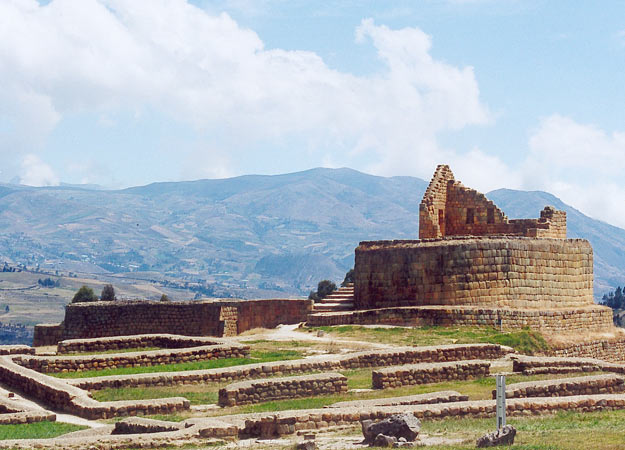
[346,165,613,332]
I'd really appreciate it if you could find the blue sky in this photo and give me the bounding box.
[2,0,625,227]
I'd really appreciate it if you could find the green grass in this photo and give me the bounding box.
[413,409,625,449]
[308,325,549,354]
[51,348,303,379]
[0,421,86,440]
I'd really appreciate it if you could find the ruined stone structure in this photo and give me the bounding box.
[348,165,613,332]
[419,165,566,239]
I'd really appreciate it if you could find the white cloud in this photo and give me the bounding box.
[0,1,490,183]
[19,154,59,187]
[522,115,625,227]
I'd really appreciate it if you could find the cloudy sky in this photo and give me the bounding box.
[2,0,625,227]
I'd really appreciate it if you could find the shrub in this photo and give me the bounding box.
[308,280,337,301]
[341,269,354,286]
[100,284,116,301]
[160,294,171,302]
[72,286,97,303]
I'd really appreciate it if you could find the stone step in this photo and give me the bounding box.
[313,303,354,312]
[319,297,353,304]
[325,293,353,299]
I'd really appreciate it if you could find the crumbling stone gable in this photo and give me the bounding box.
[419,165,566,239]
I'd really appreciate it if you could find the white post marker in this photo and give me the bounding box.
[495,374,506,430]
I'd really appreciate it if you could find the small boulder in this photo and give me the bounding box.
[361,414,421,444]
[373,433,397,447]
[476,425,517,447]
[296,441,317,450]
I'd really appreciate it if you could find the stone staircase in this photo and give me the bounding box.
[312,283,354,312]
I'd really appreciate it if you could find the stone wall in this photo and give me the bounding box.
[218,373,347,407]
[40,298,312,344]
[33,323,64,347]
[56,334,223,354]
[545,337,625,363]
[0,355,190,420]
[70,344,513,391]
[419,165,566,239]
[496,374,625,399]
[0,345,35,356]
[354,237,596,310]
[307,304,613,332]
[372,360,490,389]
[16,342,249,373]
[512,355,625,375]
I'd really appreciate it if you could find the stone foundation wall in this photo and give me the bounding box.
[354,237,594,311]
[0,356,190,420]
[218,373,347,407]
[496,374,625,399]
[41,298,312,344]
[307,305,613,332]
[70,344,513,391]
[0,345,35,356]
[33,323,64,347]
[512,355,625,375]
[372,360,490,389]
[57,334,223,354]
[545,337,625,363]
[16,343,250,373]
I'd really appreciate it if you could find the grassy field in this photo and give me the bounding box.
[413,409,625,449]
[0,421,86,440]
[306,325,550,354]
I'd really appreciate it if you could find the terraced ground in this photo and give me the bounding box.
[1,325,625,448]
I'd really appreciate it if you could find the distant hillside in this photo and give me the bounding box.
[0,169,623,299]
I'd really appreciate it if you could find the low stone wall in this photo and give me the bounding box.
[112,417,183,434]
[238,394,625,438]
[545,337,625,363]
[512,355,625,375]
[496,374,625,399]
[16,343,250,374]
[57,298,312,343]
[327,391,468,408]
[0,355,190,420]
[57,334,223,354]
[0,346,35,356]
[218,373,347,407]
[372,360,490,389]
[33,324,64,347]
[69,344,512,390]
[306,305,613,332]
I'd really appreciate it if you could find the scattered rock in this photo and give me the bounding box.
[317,330,325,337]
[476,425,517,447]
[296,441,317,450]
[361,413,421,444]
[373,433,397,447]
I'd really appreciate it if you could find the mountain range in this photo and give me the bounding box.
[0,168,623,299]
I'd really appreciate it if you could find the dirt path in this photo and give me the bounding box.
[235,323,396,349]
